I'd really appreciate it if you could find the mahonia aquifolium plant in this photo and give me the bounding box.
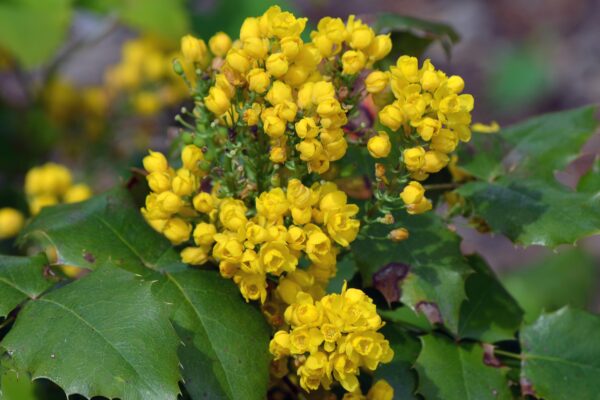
[139,5,473,396]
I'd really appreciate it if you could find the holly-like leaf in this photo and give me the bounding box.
[19,188,186,274]
[0,0,73,68]
[375,324,421,400]
[379,307,433,332]
[415,334,512,400]
[459,106,599,183]
[520,307,600,400]
[153,269,271,400]
[458,178,600,247]
[502,249,597,323]
[0,266,181,400]
[457,255,523,342]
[577,157,600,193]
[0,254,53,318]
[353,213,472,333]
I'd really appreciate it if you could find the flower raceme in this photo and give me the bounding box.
[269,284,394,393]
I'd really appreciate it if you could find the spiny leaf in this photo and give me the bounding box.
[153,269,271,400]
[520,307,600,400]
[18,188,186,275]
[1,266,181,400]
[0,254,53,318]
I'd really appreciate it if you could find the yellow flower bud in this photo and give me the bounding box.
[367,132,391,158]
[143,150,168,173]
[430,128,458,153]
[192,192,215,213]
[447,75,465,94]
[276,101,297,122]
[283,64,309,87]
[247,68,271,94]
[311,32,334,57]
[295,117,319,139]
[400,181,425,205]
[215,73,235,98]
[397,55,420,82]
[266,81,292,105]
[204,86,231,116]
[234,271,267,303]
[415,117,441,141]
[311,81,336,104]
[193,222,217,246]
[341,50,367,75]
[367,379,394,400]
[240,17,261,40]
[29,195,57,215]
[181,246,209,265]
[181,144,204,171]
[389,228,409,242]
[181,35,207,63]
[367,34,392,61]
[421,70,440,92]
[316,98,342,117]
[63,184,93,204]
[163,217,192,245]
[208,32,232,57]
[266,53,289,78]
[403,146,426,171]
[243,103,262,126]
[0,207,24,239]
[378,103,404,131]
[280,36,303,60]
[156,191,184,215]
[296,139,323,161]
[270,146,287,163]
[365,71,389,94]
[225,48,251,74]
[349,23,374,50]
[269,10,307,39]
[172,168,196,196]
[263,115,286,138]
[422,150,450,173]
[243,37,269,59]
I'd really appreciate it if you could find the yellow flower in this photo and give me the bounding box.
[396,55,420,82]
[268,8,307,38]
[296,139,323,161]
[208,32,232,57]
[240,17,260,40]
[414,117,441,141]
[225,48,251,74]
[400,181,425,205]
[193,222,217,246]
[422,150,449,173]
[242,37,269,59]
[63,184,93,203]
[163,217,192,245]
[204,86,231,116]
[269,331,291,360]
[472,121,500,133]
[286,225,308,250]
[181,246,209,265]
[430,128,459,153]
[256,188,289,221]
[348,20,374,50]
[219,199,248,231]
[280,36,303,60]
[341,50,367,75]
[234,271,268,303]
[192,192,215,213]
[247,68,271,93]
[181,144,204,171]
[367,132,391,158]
[365,71,389,94]
[263,115,286,138]
[324,206,360,247]
[270,145,286,163]
[155,191,184,215]
[289,326,323,354]
[25,163,72,196]
[276,100,298,122]
[366,34,392,61]
[298,351,331,392]
[378,103,404,131]
[389,228,409,242]
[295,117,319,139]
[0,208,24,239]
[266,53,289,78]
[403,146,425,171]
[213,233,245,263]
[316,98,342,117]
[447,75,465,93]
[266,80,292,105]
[243,102,262,125]
[172,168,196,196]
[181,35,207,63]
[367,379,394,400]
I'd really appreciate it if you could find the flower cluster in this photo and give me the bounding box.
[366,56,474,214]
[141,148,360,303]
[24,163,93,215]
[182,6,391,175]
[343,379,394,400]
[105,37,187,116]
[269,284,393,392]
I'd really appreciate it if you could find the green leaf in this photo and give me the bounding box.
[1,266,181,400]
[373,14,460,60]
[415,334,512,400]
[19,188,186,275]
[375,324,421,400]
[153,269,270,400]
[379,306,432,332]
[354,213,472,333]
[327,253,357,294]
[577,157,600,193]
[520,307,600,400]
[457,256,523,342]
[458,178,600,247]
[501,249,597,323]
[458,106,599,182]
[0,254,53,318]
[0,368,35,400]
[0,0,73,68]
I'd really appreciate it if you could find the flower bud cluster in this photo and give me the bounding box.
[366,56,474,214]
[269,284,393,393]
[24,163,93,215]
